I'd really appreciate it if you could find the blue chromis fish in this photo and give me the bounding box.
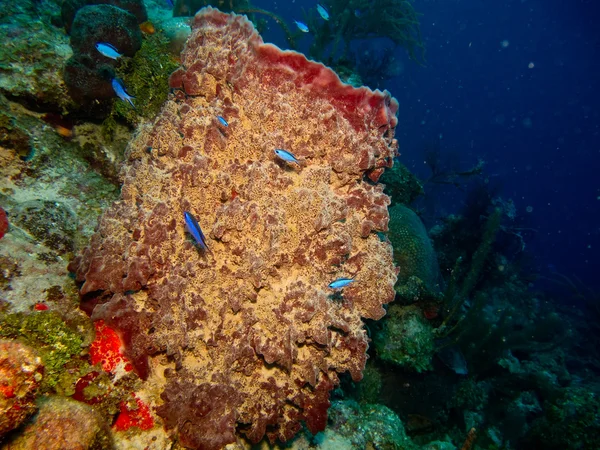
[95,42,122,59]
[217,116,228,127]
[274,149,300,164]
[317,4,330,21]
[165,0,174,7]
[111,78,135,108]
[294,20,309,33]
[184,211,209,251]
[328,278,355,289]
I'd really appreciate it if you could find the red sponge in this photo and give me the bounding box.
[0,207,8,240]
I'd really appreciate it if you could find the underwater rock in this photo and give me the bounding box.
[11,200,77,254]
[0,256,19,290]
[0,95,119,312]
[374,304,435,372]
[0,13,72,112]
[72,121,130,183]
[70,5,142,59]
[324,400,416,449]
[61,0,148,33]
[70,7,398,448]
[3,396,111,449]
[0,113,31,159]
[0,340,43,437]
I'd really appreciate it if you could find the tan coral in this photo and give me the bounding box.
[70,7,399,449]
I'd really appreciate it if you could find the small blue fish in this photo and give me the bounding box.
[217,116,228,127]
[184,211,209,251]
[317,4,330,21]
[165,0,174,7]
[354,9,364,18]
[111,78,135,108]
[274,149,300,164]
[294,20,309,33]
[328,278,354,289]
[95,42,122,59]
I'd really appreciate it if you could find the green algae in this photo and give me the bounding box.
[109,31,179,127]
[0,311,84,391]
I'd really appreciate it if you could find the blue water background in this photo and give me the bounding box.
[253,0,600,294]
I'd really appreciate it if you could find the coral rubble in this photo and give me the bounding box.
[70,7,399,448]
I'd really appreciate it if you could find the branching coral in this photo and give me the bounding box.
[69,8,399,448]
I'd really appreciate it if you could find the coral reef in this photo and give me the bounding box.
[323,400,416,449]
[0,2,73,112]
[72,120,131,182]
[0,312,84,390]
[2,396,112,449]
[69,7,399,448]
[0,112,32,159]
[374,304,435,372]
[526,385,600,449]
[0,340,43,437]
[0,92,120,417]
[11,200,78,254]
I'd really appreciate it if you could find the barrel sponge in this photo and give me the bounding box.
[69,7,398,448]
[388,204,442,294]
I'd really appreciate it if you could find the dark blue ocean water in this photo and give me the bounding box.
[256,0,600,296]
